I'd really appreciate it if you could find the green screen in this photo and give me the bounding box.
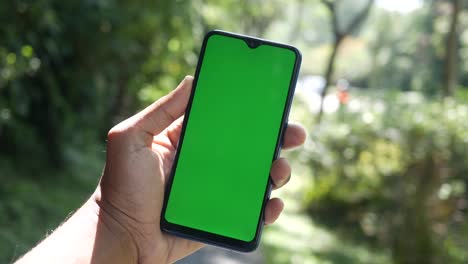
[165,33,297,242]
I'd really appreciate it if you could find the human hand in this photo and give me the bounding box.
[94,76,307,263]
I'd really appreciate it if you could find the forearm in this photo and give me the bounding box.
[16,198,138,264]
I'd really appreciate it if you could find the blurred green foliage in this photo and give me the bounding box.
[303,91,468,263]
[1,0,468,263]
[0,0,195,261]
[0,0,195,168]
[0,146,101,262]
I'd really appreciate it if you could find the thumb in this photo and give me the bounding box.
[134,76,193,137]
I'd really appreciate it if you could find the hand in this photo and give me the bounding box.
[94,76,307,263]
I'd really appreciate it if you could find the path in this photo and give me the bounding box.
[177,246,264,264]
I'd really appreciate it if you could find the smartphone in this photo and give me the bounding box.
[161,30,301,252]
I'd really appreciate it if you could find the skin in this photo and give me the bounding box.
[16,76,307,264]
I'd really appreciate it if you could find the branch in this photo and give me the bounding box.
[321,0,341,39]
[320,0,334,10]
[344,0,374,34]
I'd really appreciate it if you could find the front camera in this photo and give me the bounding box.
[246,39,261,49]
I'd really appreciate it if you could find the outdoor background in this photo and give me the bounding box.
[1,0,468,263]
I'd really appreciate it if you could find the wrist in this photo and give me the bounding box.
[86,191,139,264]
[16,191,139,264]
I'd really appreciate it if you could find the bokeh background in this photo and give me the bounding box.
[2,0,468,263]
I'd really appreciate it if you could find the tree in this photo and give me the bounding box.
[317,0,374,122]
[443,0,462,97]
[0,0,192,168]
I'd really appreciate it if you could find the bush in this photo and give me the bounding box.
[303,91,468,263]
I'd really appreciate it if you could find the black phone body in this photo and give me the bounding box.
[161,30,302,252]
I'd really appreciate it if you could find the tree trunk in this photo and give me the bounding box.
[443,0,461,97]
[317,37,342,122]
[316,0,374,123]
[393,155,440,264]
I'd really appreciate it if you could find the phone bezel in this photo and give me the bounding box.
[160,30,302,252]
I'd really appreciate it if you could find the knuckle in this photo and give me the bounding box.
[107,121,134,141]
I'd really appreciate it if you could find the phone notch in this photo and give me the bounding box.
[245,38,262,49]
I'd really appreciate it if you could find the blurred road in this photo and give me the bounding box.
[177,246,264,264]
